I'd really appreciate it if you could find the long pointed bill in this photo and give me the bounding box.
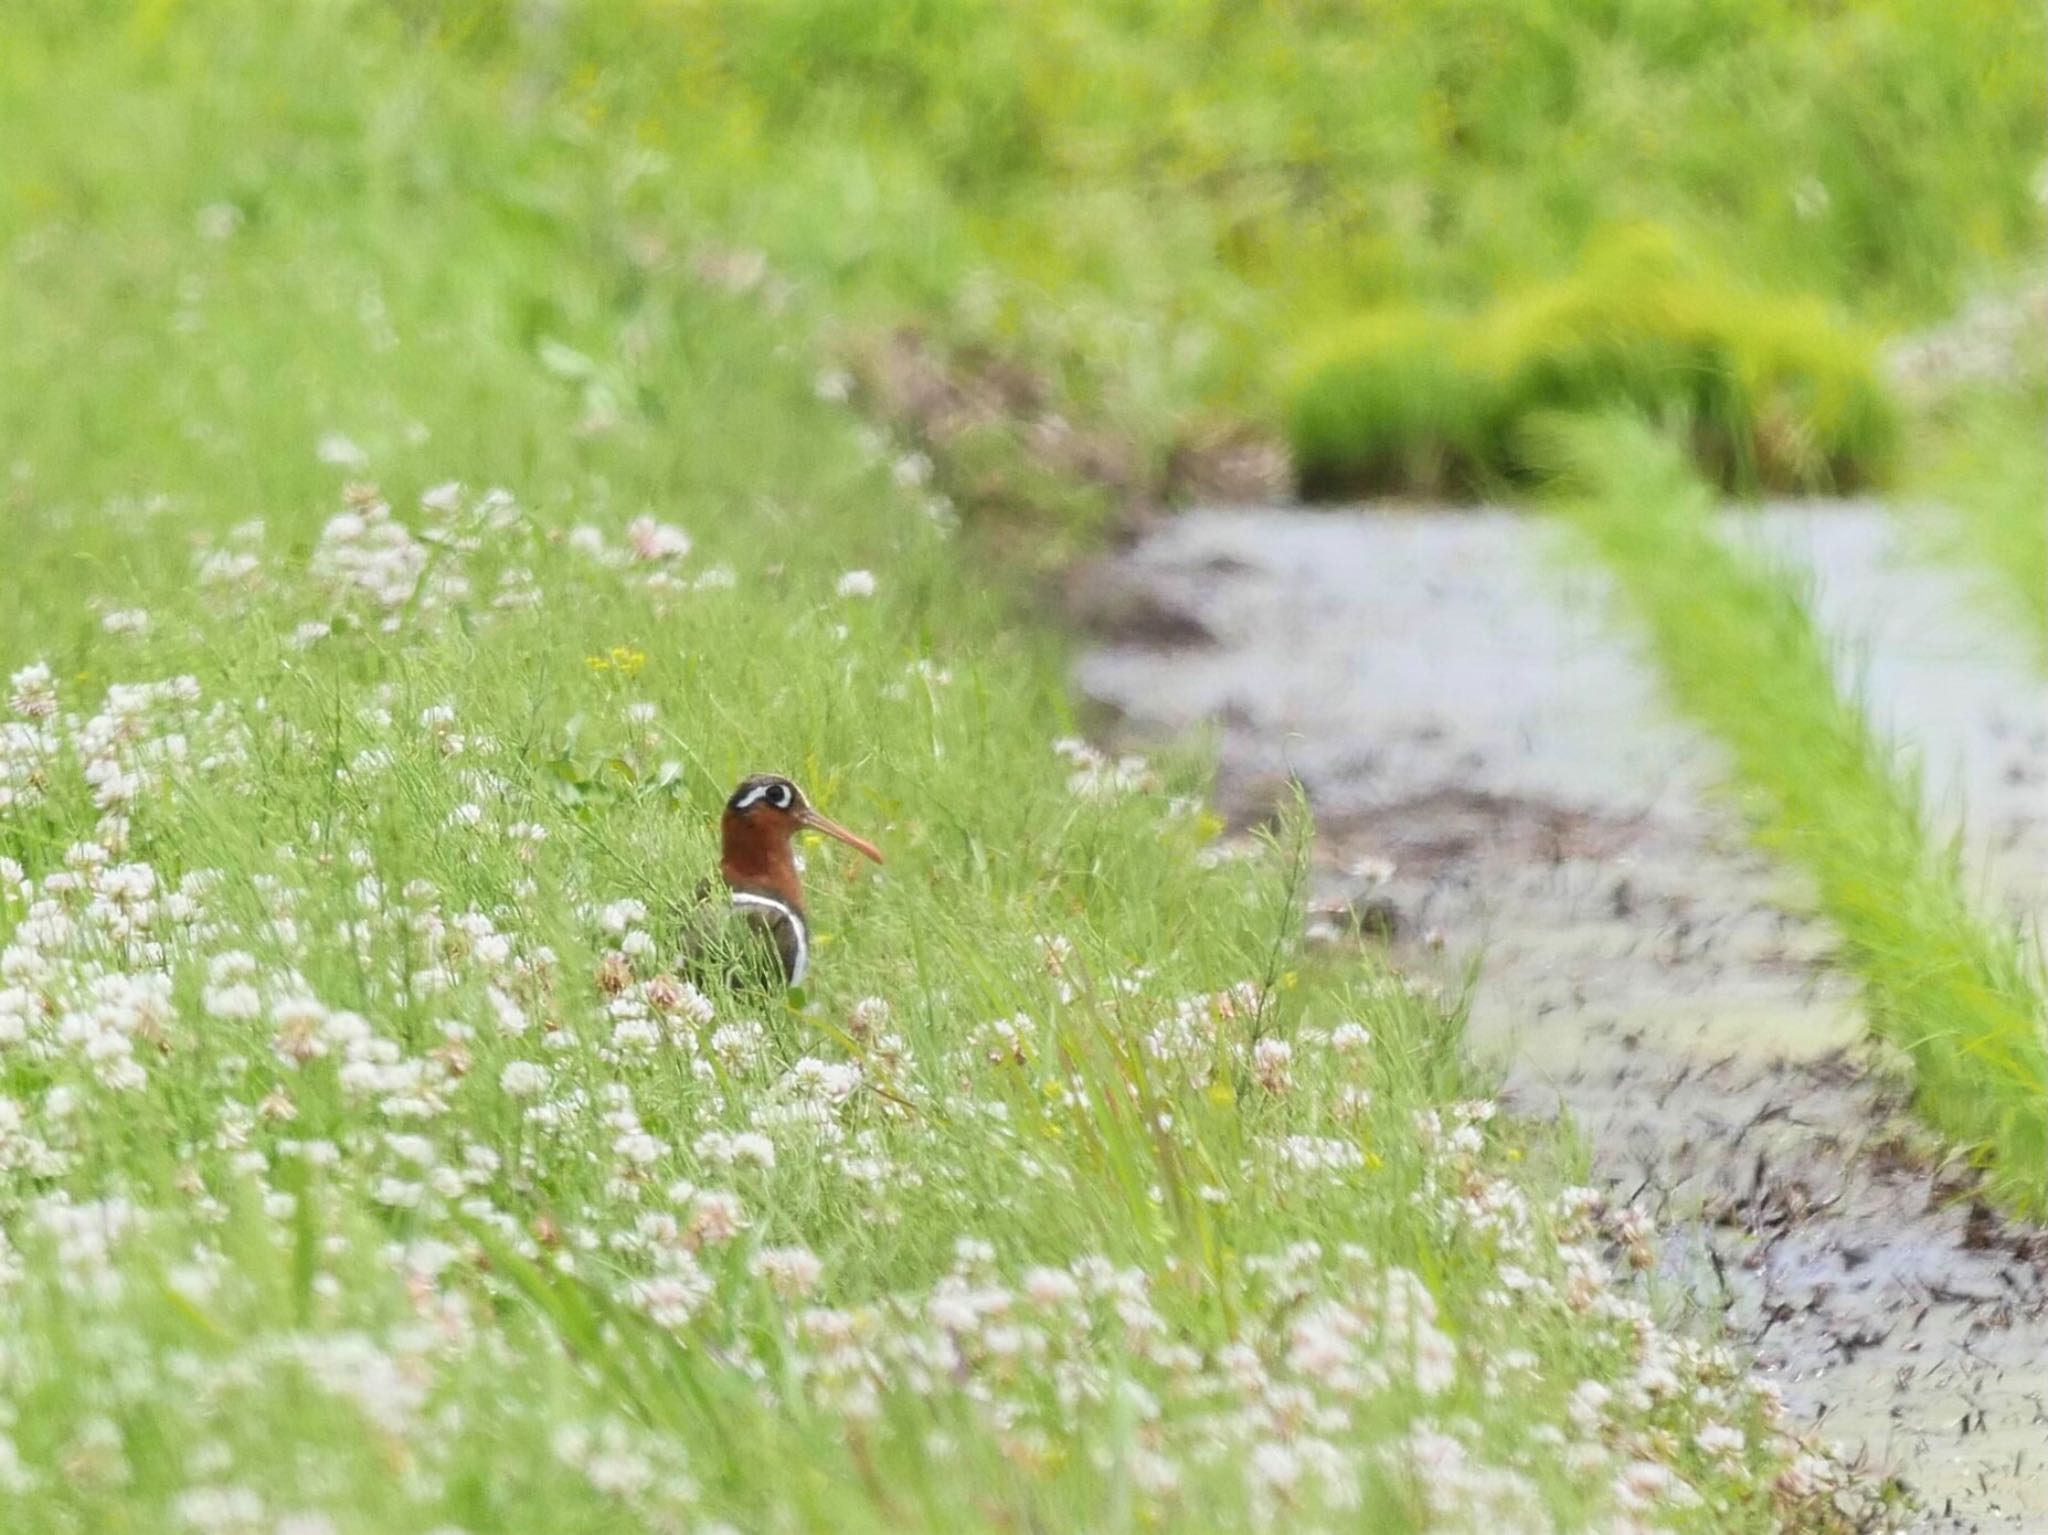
[798,806,884,865]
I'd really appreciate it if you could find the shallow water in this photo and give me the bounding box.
[1729,503,2047,923]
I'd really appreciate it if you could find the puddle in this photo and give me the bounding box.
[1077,503,2048,1529]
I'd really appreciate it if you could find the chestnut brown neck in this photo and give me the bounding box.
[719,809,806,914]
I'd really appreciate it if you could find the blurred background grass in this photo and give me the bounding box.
[11,0,2041,521]
[389,0,2044,498]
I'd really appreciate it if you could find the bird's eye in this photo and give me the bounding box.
[769,782,793,809]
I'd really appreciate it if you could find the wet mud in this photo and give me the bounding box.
[1076,505,2048,1530]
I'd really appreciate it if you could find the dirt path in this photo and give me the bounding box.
[1074,505,2048,1530]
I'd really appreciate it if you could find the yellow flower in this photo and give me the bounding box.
[586,646,648,678]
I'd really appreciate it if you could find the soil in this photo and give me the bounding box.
[1075,503,2048,1531]
[850,326,1292,528]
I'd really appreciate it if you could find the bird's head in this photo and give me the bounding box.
[719,774,883,908]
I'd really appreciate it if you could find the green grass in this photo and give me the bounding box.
[1915,386,2048,658]
[0,4,1863,1530]
[1288,229,1898,496]
[1543,414,2048,1212]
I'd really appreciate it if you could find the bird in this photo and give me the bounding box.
[674,773,883,991]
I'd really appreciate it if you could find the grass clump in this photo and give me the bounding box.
[1290,233,1898,498]
[0,4,1866,1529]
[1541,413,2048,1212]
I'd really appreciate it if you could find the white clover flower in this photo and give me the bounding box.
[1347,854,1397,885]
[1330,1022,1372,1054]
[1021,1266,1079,1308]
[692,564,736,592]
[614,1130,664,1166]
[499,1060,549,1098]
[196,549,263,588]
[384,1133,437,1166]
[629,1263,711,1329]
[1053,737,1152,798]
[203,982,262,1022]
[372,1178,424,1209]
[1251,1037,1294,1093]
[1248,1441,1300,1495]
[625,516,690,562]
[1696,1422,1746,1459]
[750,1245,824,1299]
[173,1485,266,1534]
[315,434,368,469]
[9,662,57,719]
[420,481,463,514]
[1614,1459,1698,1512]
[687,1190,747,1246]
[846,995,891,1039]
[598,898,647,935]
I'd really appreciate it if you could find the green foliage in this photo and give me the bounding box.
[1285,307,1512,499]
[1915,384,2048,657]
[1288,232,1899,496]
[1543,414,2048,1212]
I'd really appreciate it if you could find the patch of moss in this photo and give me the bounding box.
[1288,231,1899,498]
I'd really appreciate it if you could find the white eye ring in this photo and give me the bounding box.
[769,782,793,809]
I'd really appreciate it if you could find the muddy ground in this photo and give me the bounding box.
[1074,503,2048,1531]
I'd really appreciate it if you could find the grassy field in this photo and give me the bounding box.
[0,4,1892,1530]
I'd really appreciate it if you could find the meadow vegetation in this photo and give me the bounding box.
[0,3,1897,1531]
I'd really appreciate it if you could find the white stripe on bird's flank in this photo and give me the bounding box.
[728,890,808,985]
